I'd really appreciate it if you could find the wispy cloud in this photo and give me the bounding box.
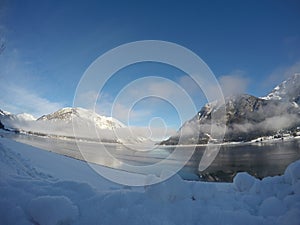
[263,60,300,91]
[95,94,152,125]
[218,71,249,97]
[0,83,64,117]
[94,76,197,127]
[0,45,65,117]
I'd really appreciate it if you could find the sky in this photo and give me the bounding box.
[0,0,300,129]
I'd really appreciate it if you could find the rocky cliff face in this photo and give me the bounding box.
[161,74,300,145]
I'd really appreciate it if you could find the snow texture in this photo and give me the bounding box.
[0,136,300,225]
[28,196,78,225]
[234,172,256,192]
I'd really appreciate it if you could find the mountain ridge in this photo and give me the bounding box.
[37,107,125,130]
[261,73,300,105]
[161,74,300,145]
[0,107,127,143]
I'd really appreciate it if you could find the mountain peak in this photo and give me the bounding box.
[38,107,125,130]
[0,110,35,121]
[0,109,11,116]
[162,74,300,145]
[262,73,300,104]
[38,107,81,121]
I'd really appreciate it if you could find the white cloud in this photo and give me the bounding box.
[95,76,197,127]
[0,52,64,117]
[111,102,152,124]
[0,84,64,117]
[96,96,152,125]
[0,36,65,117]
[218,71,249,97]
[125,77,184,99]
[147,81,178,98]
[75,90,99,109]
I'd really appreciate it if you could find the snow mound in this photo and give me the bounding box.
[191,181,217,201]
[284,160,300,184]
[259,196,287,217]
[234,172,256,192]
[28,195,78,225]
[145,173,192,203]
[278,208,300,225]
[292,181,300,195]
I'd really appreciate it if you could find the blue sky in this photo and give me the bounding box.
[0,0,300,129]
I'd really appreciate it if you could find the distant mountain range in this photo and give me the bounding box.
[0,107,124,131]
[161,73,300,145]
[1,74,300,145]
[0,110,36,130]
[0,107,157,144]
[0,107,127,143]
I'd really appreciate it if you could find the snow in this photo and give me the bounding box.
[259,197,287,217]
[261,73,300,102]
[0,108,174,144]
[278,208,300,225]
[38,107,125,130]
[15,113,36,121]
[284,160,300,184]
[1,136,300,225]
[0,109,10,116]
[0,107,125,138]
[234,172,256,192]
[28,196,79,225]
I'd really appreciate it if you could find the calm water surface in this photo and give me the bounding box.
[3,132,300,182]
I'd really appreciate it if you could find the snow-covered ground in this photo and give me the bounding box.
[1,137,300,225]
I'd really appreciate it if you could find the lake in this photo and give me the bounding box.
[186,140,300,181]
[3,132,300,182]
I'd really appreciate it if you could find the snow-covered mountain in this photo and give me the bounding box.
[262,73,300,106]
[38,107,125,130]
[0,110,7,129]
[0,110,36,121]
[161,74,300,145]
[7,113,36,121]
[0,110,36,131]
[0,107,125,132]
[0,109,9,116]
[0,107,154,144]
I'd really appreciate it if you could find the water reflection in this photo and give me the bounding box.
[3,132,300,182]
[189,140,300,182]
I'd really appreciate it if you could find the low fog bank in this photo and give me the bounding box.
[0,117,176,144]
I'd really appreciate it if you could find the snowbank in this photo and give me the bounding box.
[0,137,300,225]
[28,196,78,225]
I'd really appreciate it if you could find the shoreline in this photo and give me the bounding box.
[2,128,300,149]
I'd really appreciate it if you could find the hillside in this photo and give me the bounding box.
[161,74,300,145]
